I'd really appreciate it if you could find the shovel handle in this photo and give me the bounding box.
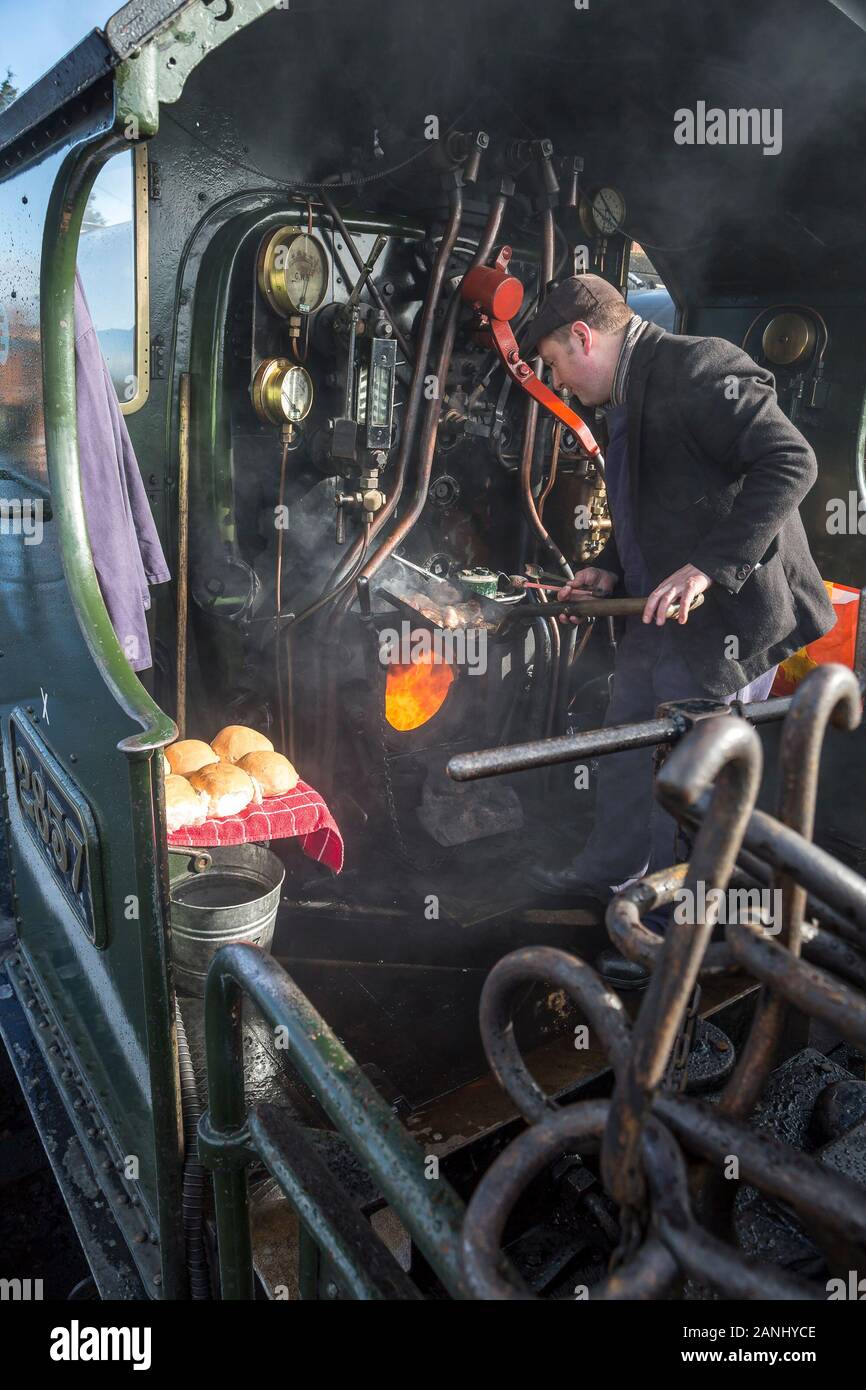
[507,593,705,622]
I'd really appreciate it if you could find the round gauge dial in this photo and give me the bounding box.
[591,187,626,236]
[761,312,817,367]
[258,227,329,317]
[252,359,314,426]
[279,363,314,421]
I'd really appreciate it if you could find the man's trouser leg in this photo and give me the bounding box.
[568,625,661,897]
[570,622,747,900]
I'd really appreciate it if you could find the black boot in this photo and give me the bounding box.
[526,863,607,913]
[594,945,651,991]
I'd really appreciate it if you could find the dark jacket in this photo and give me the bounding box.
[595,322,836,696]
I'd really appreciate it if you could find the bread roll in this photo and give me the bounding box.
[164,774,208,833]
[238,750,299,798]
[188,761,260,818]
[166,739,220,778]
[162,753,171,777]
[211,724,274,764]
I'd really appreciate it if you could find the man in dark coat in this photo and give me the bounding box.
[521,275,835,967]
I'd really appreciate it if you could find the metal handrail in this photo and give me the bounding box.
[198,943,472,1300]
[460,664,866,1299]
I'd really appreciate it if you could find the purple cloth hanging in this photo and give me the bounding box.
[74,270,169,671]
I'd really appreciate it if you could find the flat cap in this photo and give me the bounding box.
[520,274,627,356]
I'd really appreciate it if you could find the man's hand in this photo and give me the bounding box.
[556,566,617,625]
[642,563,712,625]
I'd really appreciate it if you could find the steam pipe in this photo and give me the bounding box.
[357,181,512,585]
[327,173,466,592]
[518,202,574,582]
[316,178,507,791]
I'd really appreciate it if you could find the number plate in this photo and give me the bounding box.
[9,710,107,947]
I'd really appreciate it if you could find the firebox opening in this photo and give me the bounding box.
[385,649,455,731]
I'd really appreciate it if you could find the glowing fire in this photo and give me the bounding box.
[385,652,454,731]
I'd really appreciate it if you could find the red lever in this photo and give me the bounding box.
[461,247,602,459]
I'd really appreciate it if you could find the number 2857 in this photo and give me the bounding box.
[15,747,85,893]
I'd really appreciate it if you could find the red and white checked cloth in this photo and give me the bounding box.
[166,779,344,873]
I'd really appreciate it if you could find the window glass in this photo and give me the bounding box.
[77,151,137,403]
[626,242,677,333]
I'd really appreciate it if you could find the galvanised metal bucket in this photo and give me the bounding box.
[168,844,285,995]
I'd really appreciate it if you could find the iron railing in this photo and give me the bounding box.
[198,944,472,1299]
[460,663,866,1298]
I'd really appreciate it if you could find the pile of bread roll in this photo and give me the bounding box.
[163,725,300,834]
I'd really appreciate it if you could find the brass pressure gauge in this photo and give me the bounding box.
[252,359,314,426]
[761,312,817,367]
[257,227,329,317]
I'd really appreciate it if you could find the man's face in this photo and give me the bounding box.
[538,321,619,407]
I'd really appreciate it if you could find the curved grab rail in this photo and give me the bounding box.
[199,943,473,1300]
[601,715,763,1211]
[41,124,176,758]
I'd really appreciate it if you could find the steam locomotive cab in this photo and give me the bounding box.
[2,0,866,1304]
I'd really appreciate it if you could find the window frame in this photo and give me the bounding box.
[120,143,150,416]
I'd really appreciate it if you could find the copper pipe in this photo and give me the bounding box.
[537,419,562,520]
[327,180,466,594]
[517,206,573,580]
[275,433,290,753]
[175,373,190,739]
[357,187,511,588]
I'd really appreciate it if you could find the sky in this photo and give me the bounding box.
[1,0,115,97]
